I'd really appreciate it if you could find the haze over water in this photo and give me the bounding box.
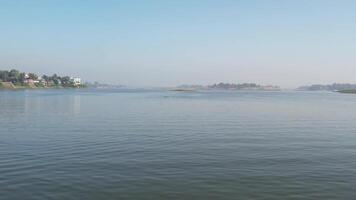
[1,89,356,199]
[2,0,356,87]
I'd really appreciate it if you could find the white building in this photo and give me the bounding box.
[70,77,82,86]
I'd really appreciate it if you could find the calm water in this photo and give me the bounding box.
[1,89,356,199]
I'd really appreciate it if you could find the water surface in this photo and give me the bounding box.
[1,89,356,199]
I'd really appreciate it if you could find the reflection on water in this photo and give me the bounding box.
[72,95,81,114]
[0,90,81,116]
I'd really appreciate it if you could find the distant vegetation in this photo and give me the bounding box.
[337,89,356,94]
[208,83,279,90]
[177,82,280,91]
[0,69,84,89]
[298,83,356,91]
[85,81,125,89]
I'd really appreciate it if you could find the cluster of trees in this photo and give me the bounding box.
[298,83,356,91]
[176,83,280,91]
[0,69,37,83]
[41,74,73,86]
[0,69,74,86]
[208,82,261,89]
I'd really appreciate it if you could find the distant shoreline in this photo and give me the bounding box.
[337,89,356,94]
[0,69,84,89]
[0,82,86,90]
[169,89,196,92]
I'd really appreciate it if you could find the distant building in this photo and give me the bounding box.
[47,80,55,86]
[38,78,47,86]
[24,79,34,84]
[70,77,82,86]
[24,73,40,84]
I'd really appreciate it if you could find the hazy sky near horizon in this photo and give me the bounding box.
[1,0,356,88]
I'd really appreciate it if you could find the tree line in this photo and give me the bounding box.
[0,69,74,86]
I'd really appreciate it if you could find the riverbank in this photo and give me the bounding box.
[0,82,16,89]
[0,82,86,90]
[338,89,356,94]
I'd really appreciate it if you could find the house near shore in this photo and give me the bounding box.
[23,79,39,84]
[0,69,84,87]
[23,73,41,84]
[70,77,82,86]
[23,79,34,84]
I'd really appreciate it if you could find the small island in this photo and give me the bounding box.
[0,69,85,89]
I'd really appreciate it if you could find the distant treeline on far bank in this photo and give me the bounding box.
[177,82,281,91]
[0,69,84,89]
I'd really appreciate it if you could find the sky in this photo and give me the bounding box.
[1,0,356,88]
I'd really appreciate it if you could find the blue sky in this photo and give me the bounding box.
[1,0,356,87]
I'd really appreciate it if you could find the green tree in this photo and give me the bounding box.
[42,75,49,81]
[60,76,71,85]
[9,69,20,83]
[0,70,9,82]
[19,73,26,83]
[28,73,38,80]
[50,74,60,85]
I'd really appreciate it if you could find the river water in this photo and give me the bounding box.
[1,89,356,199]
